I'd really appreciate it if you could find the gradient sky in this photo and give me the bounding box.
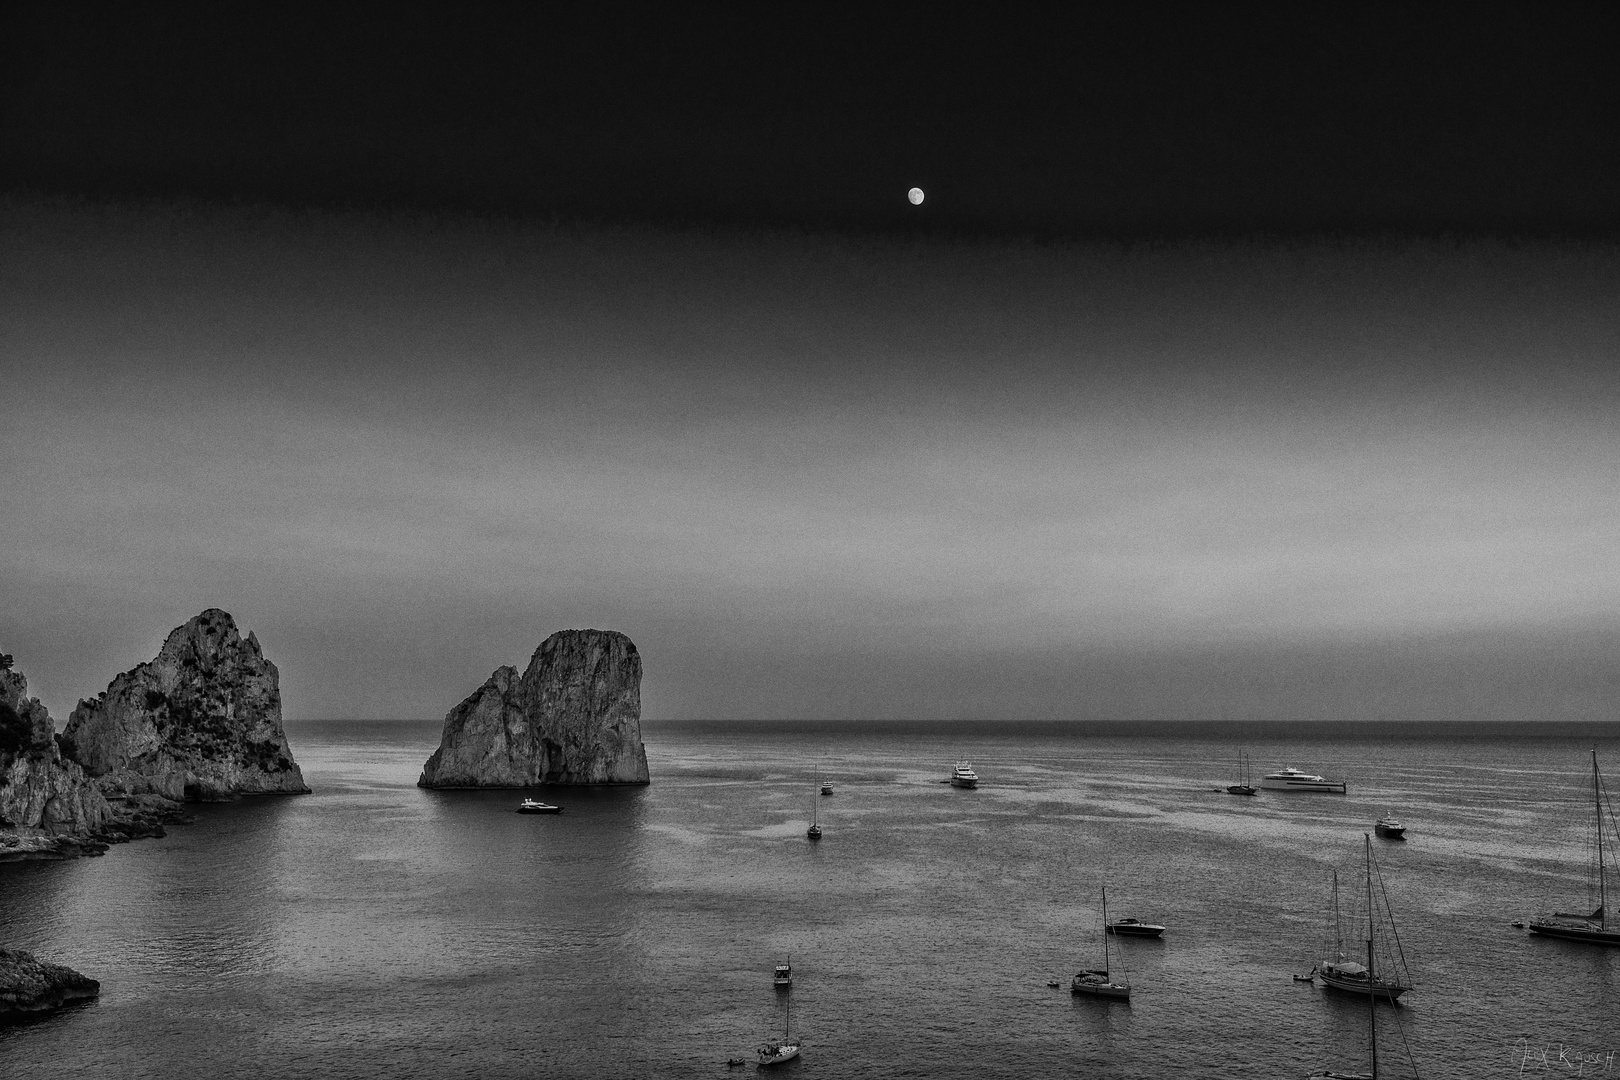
[4,200,1619,721]
[4,8,1620,722]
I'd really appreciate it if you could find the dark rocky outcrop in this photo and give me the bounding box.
[0,659,121,861]
[60,609,309,802]
[419,629,649,787]
[0,949,100,1018]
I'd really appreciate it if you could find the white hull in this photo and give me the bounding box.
[757,1043,801,1066]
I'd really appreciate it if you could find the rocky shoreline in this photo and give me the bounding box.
[0,609,306,862]
[0,949,100,1019]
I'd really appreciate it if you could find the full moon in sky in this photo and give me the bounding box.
[908,187,925,205]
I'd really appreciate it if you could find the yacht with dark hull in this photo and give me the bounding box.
[1106,917,1166,938]
[1528,750,1620,947]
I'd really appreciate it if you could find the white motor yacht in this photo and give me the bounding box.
[950,762,979,788]
[1260,767,1346,793]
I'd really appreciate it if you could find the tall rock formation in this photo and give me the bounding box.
[419,629,649,787]
[0,655,116,859]
[61,609,309,802]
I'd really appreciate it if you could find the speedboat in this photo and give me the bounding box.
[516,799,562,814]
[773,961,792,989]
[1374,817,1406,839]
[950,762,979,788]
[1260,767,1347,793]
[1106,917,1166,938]
[1070,968,1130,1000]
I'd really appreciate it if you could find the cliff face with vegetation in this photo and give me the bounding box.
[419,629,649,788]
[61,609,309,802]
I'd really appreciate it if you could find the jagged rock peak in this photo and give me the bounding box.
[419,628,650,788]
[60,609,309,802]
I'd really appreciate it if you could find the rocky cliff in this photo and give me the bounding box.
[0,657,117,860]
[419,629,649,787]
[60,609,309,802]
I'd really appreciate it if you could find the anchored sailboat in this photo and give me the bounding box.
[1227,751,1257,796]
[1313,838,1413,1002]
[1071,886,1130,1001]
[757,994,802,1066]
[1307,834,1421,1079]
[808,768,822,840]
[1528,749,1620,946]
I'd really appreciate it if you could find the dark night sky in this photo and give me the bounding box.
[4,7,1620,723]
[5,5,1619,236]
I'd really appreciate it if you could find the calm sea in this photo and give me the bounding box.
[4,720,1619,1078]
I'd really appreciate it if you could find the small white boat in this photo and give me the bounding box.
[950,761,979,788]
[516,799,561,814]
[1261,767,1347,793]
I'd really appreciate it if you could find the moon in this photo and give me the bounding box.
[908,187,925,205]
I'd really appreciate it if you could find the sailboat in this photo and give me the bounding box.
[1227,751,1257,796]
[1071,886,1130,1001]
[757,993,802,1066]
[1528,749,1620,946]
[807,768,822,840]
[1307,834,1420,1079]
[1313,838,1413,1002]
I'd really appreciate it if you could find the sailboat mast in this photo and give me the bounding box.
[1331,870,1343,961]
[1365,833,1378,1079]
[1595,750,1607,930]
[1364,833,1376,981]
[1102,886,1111,974]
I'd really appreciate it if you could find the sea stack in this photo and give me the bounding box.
[0,654,116,860]
[60,609,309,802]
[419,629,650,787]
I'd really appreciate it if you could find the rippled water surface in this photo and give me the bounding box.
[4,721,1620,1078]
